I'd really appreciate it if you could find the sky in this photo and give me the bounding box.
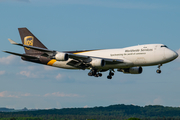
[0,0,180,109]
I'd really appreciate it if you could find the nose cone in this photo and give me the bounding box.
[165,49,178,61]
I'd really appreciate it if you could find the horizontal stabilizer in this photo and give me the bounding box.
[3,51,38,59]
[7,39,53,53]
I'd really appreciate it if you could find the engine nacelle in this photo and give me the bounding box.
[90,58,106,67]
[117,67,143,74]
[55,52,69,61]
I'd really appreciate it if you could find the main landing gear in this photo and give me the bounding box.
[88,69,102,77]
[156,64,162,74]
[88,69,115,79]
[107,69,114,79]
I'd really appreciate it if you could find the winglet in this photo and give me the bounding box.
[8,38,18,45]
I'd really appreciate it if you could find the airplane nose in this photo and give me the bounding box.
[165,49,178,60]
[174,51,179,58]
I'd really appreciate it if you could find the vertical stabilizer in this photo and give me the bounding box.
[18,28,47,55]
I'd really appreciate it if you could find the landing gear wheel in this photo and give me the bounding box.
[88,72,93,76]
[98,73,102,77]
[107,75,112,79]
[94,74,99,77]
[92,69,97,76]
[107,69,114,79]
[156,64,162,74]
[110,72,114,76]
[156,69,161,74]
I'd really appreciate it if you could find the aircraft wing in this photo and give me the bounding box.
[66,54,125,69]
[68,53,90,60]
[68,53,124,64]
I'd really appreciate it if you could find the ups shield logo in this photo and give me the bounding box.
[24,36,34,50]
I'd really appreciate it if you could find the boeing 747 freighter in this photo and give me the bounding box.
[3,28,178,79]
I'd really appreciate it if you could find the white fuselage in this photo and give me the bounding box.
[51,44,178,70]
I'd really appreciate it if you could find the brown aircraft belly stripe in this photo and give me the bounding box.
[47,59,57,66]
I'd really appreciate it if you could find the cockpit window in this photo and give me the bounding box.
[161,45,168,48]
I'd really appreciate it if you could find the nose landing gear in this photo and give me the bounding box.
[156,64,162,74]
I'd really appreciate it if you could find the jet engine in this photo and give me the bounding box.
[55,52,69,61]
[90,58,105,67]
[117,67,143,74]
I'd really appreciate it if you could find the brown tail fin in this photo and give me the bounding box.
[18,28,47,55]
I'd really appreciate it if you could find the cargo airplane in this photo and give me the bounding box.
[3,28,179,79]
